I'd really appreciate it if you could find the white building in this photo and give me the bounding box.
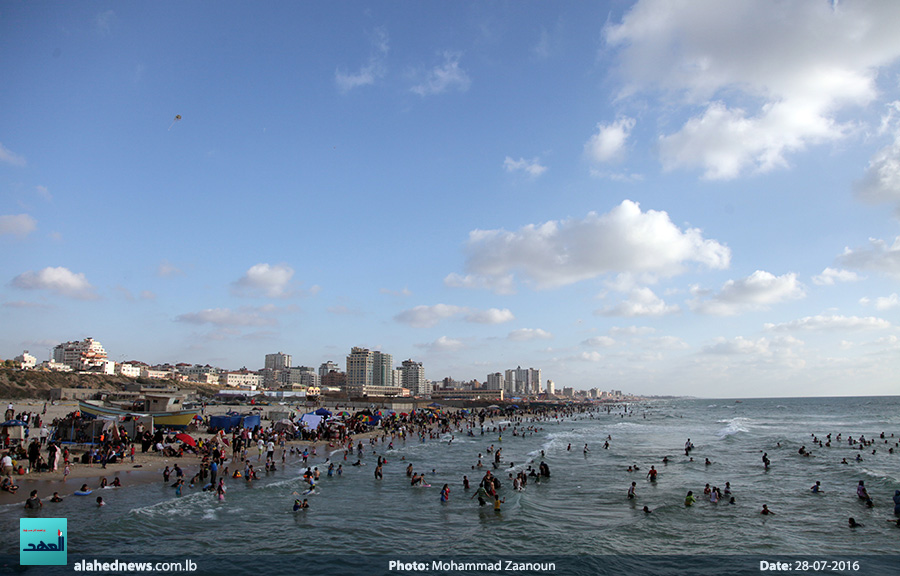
[13,351,37,369]
[52,338,108,371]
[116,363,142,378]
[220,370,262,390]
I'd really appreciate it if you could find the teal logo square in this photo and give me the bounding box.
[20,517,67,566]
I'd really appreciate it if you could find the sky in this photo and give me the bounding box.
[3,1,900,399]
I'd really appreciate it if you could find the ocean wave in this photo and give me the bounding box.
[716,417,751,439]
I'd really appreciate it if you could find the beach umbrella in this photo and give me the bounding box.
[175,432,197,446]
[335,411,351,419]
[314,408,332,417]
[1,420,26,427]
[486,405,500,410]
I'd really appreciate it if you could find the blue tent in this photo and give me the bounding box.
[208,413,261,433]
[314,408,332,417]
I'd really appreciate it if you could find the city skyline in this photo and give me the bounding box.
[3,2,900,398]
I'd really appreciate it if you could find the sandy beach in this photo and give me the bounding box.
[1,397,381,506]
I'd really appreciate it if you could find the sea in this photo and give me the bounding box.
[2,396,899,576]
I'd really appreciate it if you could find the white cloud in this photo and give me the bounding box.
[452,200,729,293]
[585,117,635,164]
[765,315,891,332]
[335,27,389,93]
[859,293,900,311]
[411,52,470,96]
[380,287,412,297]
[395,304,515,328]
[444,273,516,295]
[596,286,679,317]
[465,308,515,324]
[605,0,900,179]
[0,214,37,237]
[176,307,278,327]
[812,267,860,286]
[11,267,98,300]
[327,305,363,316]
[701,336,803,362]
[689,270,805,316]
[419,336,466,352]
[837,237,900,277]
[395,304,467,328]
[232,263,296,298]
[609,325,656,337]
[95,10,116,34]
[503,156,547,177]
[508,328,552,341]
[157,259,183,277]
[34,185,52,201]
[583,336,615,347]
[855,101,900,204]
[0,143,26,167]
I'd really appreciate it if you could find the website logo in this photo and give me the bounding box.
[20,518,67,566]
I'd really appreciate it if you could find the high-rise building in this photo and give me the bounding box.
[486,372,504,391]
[372,351,393,388]
[529,368,542,394]
[265,352,291,371]
[318,361,340,378]
[346,347,374,396]
[287,366,319,388]
[546,379,555,395]
[401,359,428,396]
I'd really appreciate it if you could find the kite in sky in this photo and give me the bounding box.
[168,114,182,131]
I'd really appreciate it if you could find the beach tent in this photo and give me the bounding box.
[299,413,323,429]
[314,408,332,417]
[208,413,261,433]
[273,419,296,433]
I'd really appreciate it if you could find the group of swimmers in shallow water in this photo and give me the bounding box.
[18,406,899,531]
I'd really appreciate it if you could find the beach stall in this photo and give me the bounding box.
[1,420,26,445]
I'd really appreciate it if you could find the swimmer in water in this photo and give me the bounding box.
[642,506,651,513]
[848,517,863,528]
[811,481,823,493]
[760,504,774,515]
[627,482,636,499]
[685,491,697,506]
[857,480,870,500]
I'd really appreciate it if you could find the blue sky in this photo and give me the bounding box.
[3,1,900,398]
